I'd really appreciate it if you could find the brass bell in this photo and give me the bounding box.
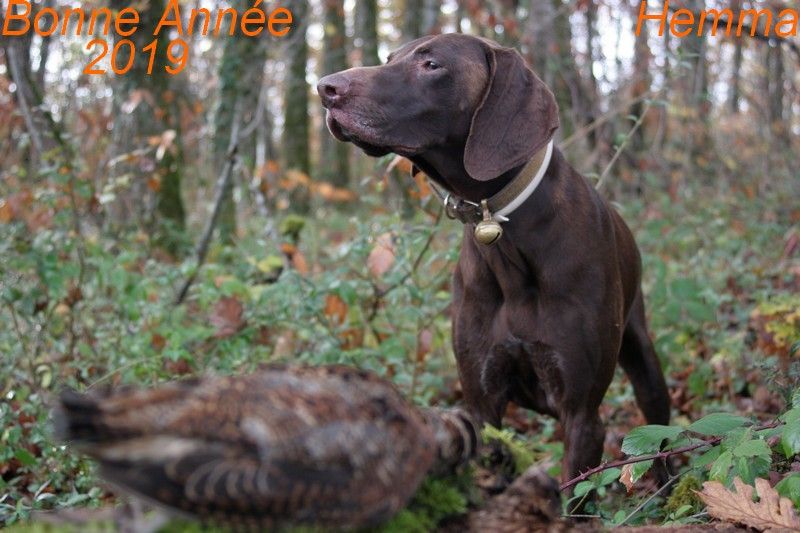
[474,200,502,245]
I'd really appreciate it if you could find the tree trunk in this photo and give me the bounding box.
[551,0,594,142]
[0,5,55,176]
[422,0,442,35]
[356,0,380,66]
[404,0,423,39]
[319,0,350,189]
[108,0,186,253]
[727,0,743,113]
[213,0,268,243]
[676,0,711,173]
[283,0,311,213]
[631,0,652,155]
[527,0,556,93]
[766,43,789,155]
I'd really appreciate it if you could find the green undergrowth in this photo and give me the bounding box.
[1,182,797,528]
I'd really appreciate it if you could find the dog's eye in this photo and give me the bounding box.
[423,60,441,70]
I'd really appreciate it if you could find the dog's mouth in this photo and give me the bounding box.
[325,109,419,158]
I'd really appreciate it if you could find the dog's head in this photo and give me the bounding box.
[317,33,559,182]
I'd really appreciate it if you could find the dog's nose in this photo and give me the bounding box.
[317,73,350,108]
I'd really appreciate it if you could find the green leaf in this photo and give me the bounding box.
[693,445,722,468]
[793,388,800,409]
[574,480,594,498]
[630,459,654,483]
[775,473,800,508]
[784,407,800,425]
[709,450,732,481]
[732,438,771,459]
[670,278,699,299]
[598,467,621,487]
[14,448,36,467]
[622,425,684,455]
[688,412,749,436]
[612,509,627,525]
[685,300,715,322]
[781,416,800,458]
[733,457,756,485]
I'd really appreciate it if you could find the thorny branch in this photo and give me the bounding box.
[560,419,783,491]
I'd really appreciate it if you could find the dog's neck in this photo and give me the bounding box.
[410,145,524,204]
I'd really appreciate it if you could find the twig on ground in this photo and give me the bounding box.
[618,473,682,526]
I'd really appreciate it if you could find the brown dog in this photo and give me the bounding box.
[317,33,670,484]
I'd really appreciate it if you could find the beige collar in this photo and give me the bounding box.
[429,140,554,225]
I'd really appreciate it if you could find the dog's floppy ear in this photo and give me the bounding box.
[464,44,559,182]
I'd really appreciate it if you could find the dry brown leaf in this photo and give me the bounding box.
[385,154,413,176]
[367,233,395,277]
[272,330,296,358]
[411,170,432,199]
[619,463,635,494]
[279,170,311,190]
[324,293,348,326]
[147,176,162,192]
[150,333,166,352]
[0,200,13,223]
[698,477,800,532]
[210,296,246,339]
[291,250,309,275]
[416,329,433,362]
[339,328,364,350]
[310,181,356,203]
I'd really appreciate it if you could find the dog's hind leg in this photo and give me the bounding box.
[618,289,672,483]
[619,290,670,425]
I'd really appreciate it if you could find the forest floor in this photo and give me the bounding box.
[0,179,798,530]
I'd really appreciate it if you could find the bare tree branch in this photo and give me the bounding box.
[175,100,244,305]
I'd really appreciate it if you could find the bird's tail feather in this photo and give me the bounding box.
[52,388,123,444]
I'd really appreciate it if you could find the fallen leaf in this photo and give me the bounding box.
[367,233,395,277]
[324,294,348,326]
[411,170,432,199]
[291,250,309,275]
[279,170,311,190]
[417,329,433,362]
[340,328,364,350]
[150,333,166,352]
[164,358,191,375]
[0,200,12,223]
[272,330,296,358]
[147,176,161,192]
[385,155,413,176]
[309,181,356,203]
[698,477,800,532]
[210,296,246,338]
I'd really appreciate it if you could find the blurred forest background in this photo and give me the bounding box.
[0,0,799,529]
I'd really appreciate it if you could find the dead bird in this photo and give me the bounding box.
[52,364,477,530]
